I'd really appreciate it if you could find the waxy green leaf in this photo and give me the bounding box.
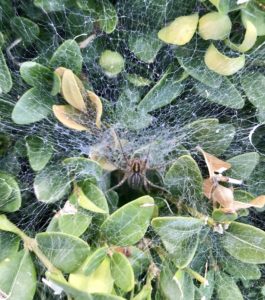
[0,250,36,300]
[50,40,83,74]
[0,172,21,213]
[223,222,265,264]
[12,87,54,125]
[215,272,243,300]
[34,165,70,203]
[111,252,135,292]
[58,213,91,237]
[138,69,187,113]
[26,136,53,171]
[0,49,12,94]
[165,155,203,201]
[101,196,154,246]
[20,61,54,89]
[36,232,90,273]
[152,217,204,268]
[195,77,244,109]
[227,152,259,180]
[10,17,39,43]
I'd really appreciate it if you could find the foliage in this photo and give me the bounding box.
[0,0,265,299]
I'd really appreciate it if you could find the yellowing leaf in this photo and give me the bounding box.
[226,20,257,53]
[89,151,117,171]
[87,90,103,129]
[75,185,108,214]
[52,105,89,131]
[61,69,86,112]
[204,44,245,76]
[199,12,231,40]
[158,13,198,45]
[69,257,114,294]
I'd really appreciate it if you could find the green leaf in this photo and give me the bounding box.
[195,77,244,109]
[249,123,265,154]
[34,0,73,12]
[212,209,238,223]
[160,261,194,300]
[77,182,109,214]
[101,196,154,246]
[63,157,102,182]
[222,222,265,264]
[215,272,243,300]
[126,73,152,87]
[128,31,162,63]
[50,40,83,74]
[0,49,12,94]
[34,165,70,203]
[0,250,36,300]
[0,231,20,261]
[10,17,39,43]
[0,172,21,213]
[152,217,204,268]
[127,246,151,278]
[198,270,215,300]
[241,1,265,36]
[0,32,4,47]
[20,62,54,89]
[0,215,24,238]
[97,0,118,34]
[111,252,135,292]
[58,213,91,237]
[138,69,187,113]
[221,256,261,281]
[116,87,153,130]
[26,136,53,171]
[241,72,265,110]
[36,232,90,273]
[186,118,235,155]
[226,152,259,180]
[175,39,222,88]
[12,87,54,125]
[99,50,124,77]
[164,155,203,201]
[80,247,108,276]
[173,270,195,300]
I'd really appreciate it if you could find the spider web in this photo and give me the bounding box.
[0,0,265,299]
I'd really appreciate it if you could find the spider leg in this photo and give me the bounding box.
[106,174,129,192]
[144,178,171,194]
[143,177,150,193]
[143,178,174,214]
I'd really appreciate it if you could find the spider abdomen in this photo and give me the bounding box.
[127,173,143,190]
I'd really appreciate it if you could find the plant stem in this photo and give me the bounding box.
[185,267,209,286]
[0,215,61,275]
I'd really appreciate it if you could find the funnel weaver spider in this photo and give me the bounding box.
[108,135,169,193]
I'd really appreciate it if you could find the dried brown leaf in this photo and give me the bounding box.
[197,146,231,177]
[233,195,265,210]
[203,178,215,199]
[212,184,235,212]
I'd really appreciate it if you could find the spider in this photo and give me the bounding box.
[107,135,169,193]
